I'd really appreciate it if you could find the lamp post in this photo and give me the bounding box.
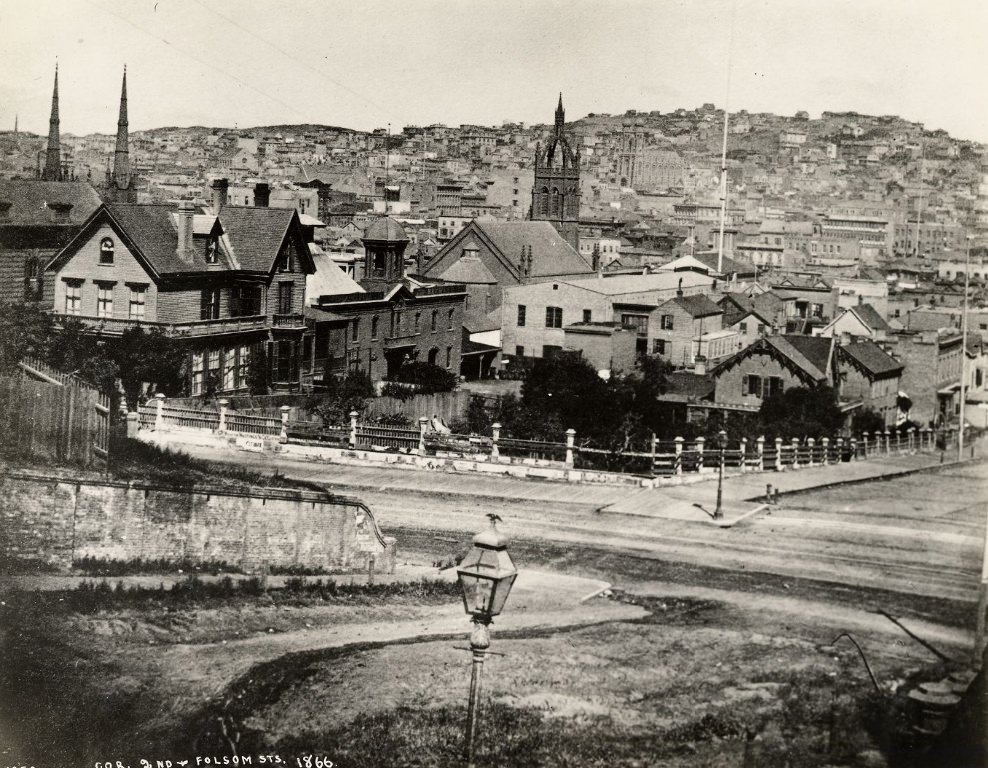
[456,518,518,768]
[714,429,727,520]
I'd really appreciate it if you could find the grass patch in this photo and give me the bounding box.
[107,434,310,490]
[3,574,460,614]
[72,556,245,576]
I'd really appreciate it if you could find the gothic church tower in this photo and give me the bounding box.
[104,67,138,203]
[41,64,64,181]
[531,93,580,250]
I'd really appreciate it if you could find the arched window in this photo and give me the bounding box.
[99,237,115,265]
[537,187,549,217]
[550,187,561,218]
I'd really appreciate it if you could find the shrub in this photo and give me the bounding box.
[392,361,457,394]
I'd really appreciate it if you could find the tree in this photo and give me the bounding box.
[113,326,186,410]
[0,302,56,375]
[758,385,845,441]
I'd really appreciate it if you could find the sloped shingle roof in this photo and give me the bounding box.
[0,180,101,225]
[669,294,723,318]
[839,340,903,377]
[474,221,592,277]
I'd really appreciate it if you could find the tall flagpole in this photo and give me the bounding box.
[716,0,738,276]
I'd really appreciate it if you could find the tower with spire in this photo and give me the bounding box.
[104,66,138,203]
[531,92,581,251]
[41,64,64,181]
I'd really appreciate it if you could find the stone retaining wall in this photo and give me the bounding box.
[0,469,395,573]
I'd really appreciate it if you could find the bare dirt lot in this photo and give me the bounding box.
[2,460,985,767]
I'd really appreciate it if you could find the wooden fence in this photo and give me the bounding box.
[0,370,109,467]
[363,390,472,424]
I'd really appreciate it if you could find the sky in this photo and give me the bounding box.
[2,0,986,142]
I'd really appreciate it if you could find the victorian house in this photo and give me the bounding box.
[44,180,315,394]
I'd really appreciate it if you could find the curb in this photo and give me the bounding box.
[745,455,984,502]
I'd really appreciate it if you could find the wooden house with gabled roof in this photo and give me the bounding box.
[44,199,315,394]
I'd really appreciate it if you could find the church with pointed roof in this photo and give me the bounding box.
[103,67,139,204]
[531,93,581,251]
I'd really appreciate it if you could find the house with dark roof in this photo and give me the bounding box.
[420,219,594,321]
[45,197,315,394]
[651,293,729,368]
[836,339,904,427]
[0,180,102,304]
[703,335,840,418]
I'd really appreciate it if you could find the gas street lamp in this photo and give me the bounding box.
[714,429,727,520]
[456,518,518,768]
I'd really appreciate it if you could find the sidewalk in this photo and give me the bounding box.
[141,430,974,525]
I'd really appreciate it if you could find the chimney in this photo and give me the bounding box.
[210,178,229,213]
[49,202,73,223]
[254,182,270,207]
[677,277,683,297]
[695,356,707,375]
[176,201,195,263]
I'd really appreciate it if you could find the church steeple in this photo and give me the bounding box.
[112,66,131,190]
[42,63,63,181]
[531,92,581,251]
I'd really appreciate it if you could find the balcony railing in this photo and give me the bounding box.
[52,312,269,337]
[273,313,306,329]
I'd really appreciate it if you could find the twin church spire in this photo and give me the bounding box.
[41,62,136,201]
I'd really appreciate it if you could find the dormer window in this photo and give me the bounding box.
[99,237,115,265]
[205,237,219,264]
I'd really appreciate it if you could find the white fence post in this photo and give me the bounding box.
[756,435,765,471]
[280,405,290,441]
[739,437,748,473]
[791,437,800,469]
[836,436,844,462]
[565,428,576,468]
[674,436,684,475]
[821,437,829,465]
[491,422,501,461]
[806,437,816,466]
[155,392,165,431]
[775,437,783,471]
[217,399,228,434]
[696,436,705,473]
[884,430,891,455]
[349,410,359,449]
[862,432,870,459]
[419,416,429,455]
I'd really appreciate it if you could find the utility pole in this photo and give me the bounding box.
[959,234,971,461]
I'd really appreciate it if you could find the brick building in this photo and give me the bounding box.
[306,217,467,383]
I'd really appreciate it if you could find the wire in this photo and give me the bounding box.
[189,0,391,120]
[80,0,310,121]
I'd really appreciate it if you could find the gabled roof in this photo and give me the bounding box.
[48,203,313,278]
[710,334,834,385]
[439,255,497,284]
[850,303,891,332]
[364,216,409,242]
[305,252,364,303]
[838,340,903,378]
[663,294,723,318]
[778,335,834,380]
[0,180,101,225]
[427,220,593,282]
